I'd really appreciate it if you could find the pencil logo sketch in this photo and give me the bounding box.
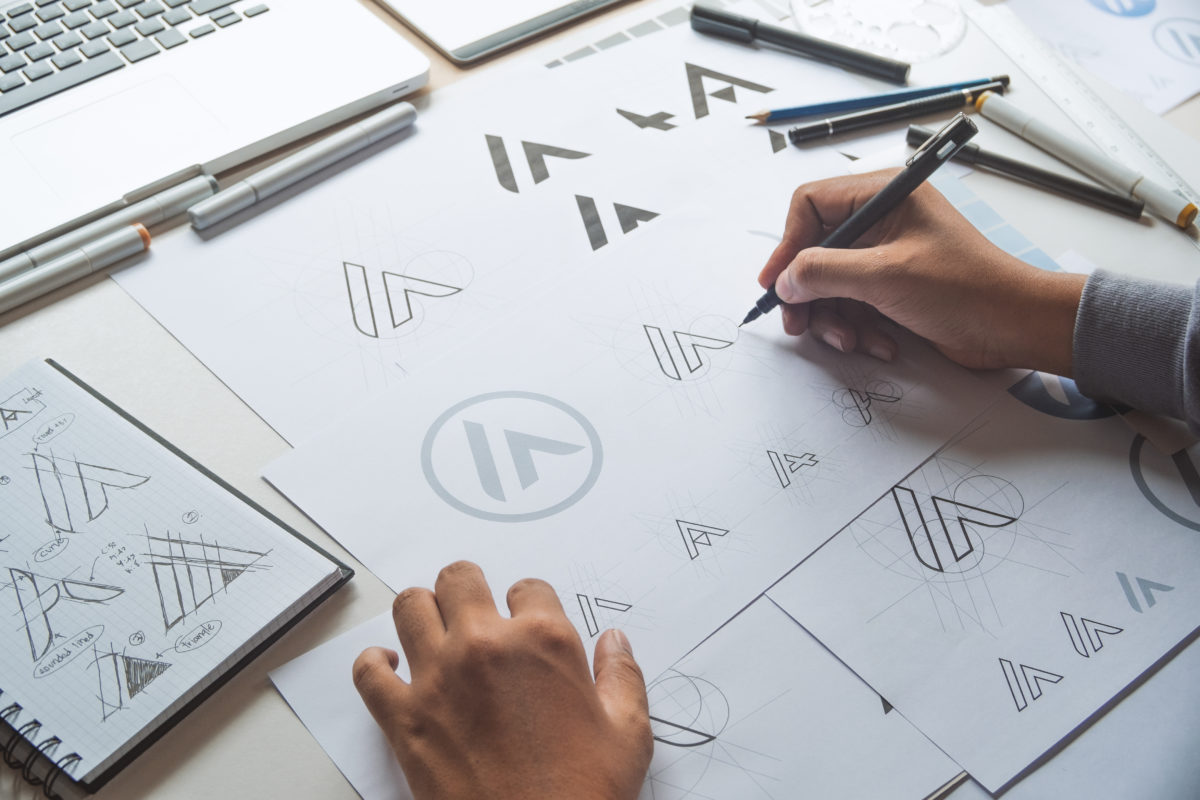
[144,529,270,633]
[1129,434,1200,532]
[890,481,1019,574]
[576,196,659,251]
[999,658,1062,712]
[616,108,678,130]
[1,388,44,437]
[1061,612,1122,657]
[342,261,463,338]
[7,568,124,661]
[575,594,632,637]
[485,135,591,193]
[833,381,902,427]
[643,325,733,381]
[1007,372,1118,420]
[684,63,773,119]
[91,643,171,721]
[767,450,818,488]
[1116,571,1174,613]
[422,392,603,523]
[677,520,729,560]
[647,670,730,747]
[29,453,150,535]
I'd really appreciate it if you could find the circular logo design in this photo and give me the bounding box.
[1129,435,1200,531]
[1154,18,1200,66]
[1087,0,1156,18]
[421,392,603,522]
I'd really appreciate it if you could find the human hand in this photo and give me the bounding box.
[352,561,653,800]
[758,170,1087,376]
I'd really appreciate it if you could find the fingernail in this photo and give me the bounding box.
[868,343,895,362]
[610,629,633,655]
[821,330,845,352]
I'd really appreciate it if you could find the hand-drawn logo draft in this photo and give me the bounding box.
[0,388,44,438]
[91,643,171,721]
[890,475,1022,574]
[7,568,124,660]
[342,253,469,339]
[576,196,659,251]
[422,392,603,523]
[643,325,734,382]
[767,450,818,489]
[486,136,591,193]
[28,453,149,536]
[1129,435,1200,532]
[1007,372,1118,420]
[575,594,633,638]
[1061,612,1122,657]
[677,520,729,560]
[833,381,902,427]
[999,658,1062,712]
[144,529,270,633]
[647,670,730,747]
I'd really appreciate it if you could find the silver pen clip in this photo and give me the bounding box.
[906,112,971,166]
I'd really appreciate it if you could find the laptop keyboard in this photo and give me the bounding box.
[0,0,268,117]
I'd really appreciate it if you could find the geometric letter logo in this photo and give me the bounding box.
[30,453,150,536]
[1117,571,1174,613]
[343,262,462,339]
[1129,435,1200,532]
[999,658,1063,712]
[616,109,678,130]
[767,450,818,488]
[833,384,901,427]
[422,392,604,523]
[576,195,660,251]
[684,63,773,119]
[677,520,729,560]
[485,135,591,193]
[0,388,43,437]
[643,325,733,381]
[891,485,1017,573]
[575,594,633,637]
[1061,611,1122,657]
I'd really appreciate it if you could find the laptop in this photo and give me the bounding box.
[0,0,429,254]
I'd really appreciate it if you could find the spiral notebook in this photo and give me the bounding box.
[0,360,352,796]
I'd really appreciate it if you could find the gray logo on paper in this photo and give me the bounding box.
[421,392,603,522]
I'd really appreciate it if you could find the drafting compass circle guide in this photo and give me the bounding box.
[421,391,603,522]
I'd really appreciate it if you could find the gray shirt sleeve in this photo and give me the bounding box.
[1073,268,1200,433]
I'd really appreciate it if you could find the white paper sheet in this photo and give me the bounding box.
[769,394,1200,791]
[0,361,339,781]
[263,208,1000,683]
[1008,0,1200,114]
[271,598,962,800]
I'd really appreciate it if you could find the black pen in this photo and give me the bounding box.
[788,80,1005,144]
[741,113,979,327]
[691,3,910,85]
[905,125,1145,219]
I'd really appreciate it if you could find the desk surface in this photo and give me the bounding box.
[1,3,1198,799]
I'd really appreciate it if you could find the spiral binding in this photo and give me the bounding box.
[1,698,83,799]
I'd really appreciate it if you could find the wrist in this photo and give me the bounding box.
[1005,268,1087,377]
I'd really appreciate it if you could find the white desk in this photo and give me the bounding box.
[1,3,1197,798]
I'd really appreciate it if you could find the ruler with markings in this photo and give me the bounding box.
[965,3,1200,249]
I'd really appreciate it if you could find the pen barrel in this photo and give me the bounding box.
[0,225,148,316]
[0,175,215,283]
[789,82,1000,144]
[755,26,910,84]
[977,92,1195,227]
[189,103,417,230]
[822,152,947,248]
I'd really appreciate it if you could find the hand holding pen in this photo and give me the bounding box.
[753,169,1087,377]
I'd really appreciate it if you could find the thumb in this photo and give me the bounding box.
[593,629,650,731]
[775,246,883,306]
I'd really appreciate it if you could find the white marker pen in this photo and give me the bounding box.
[976,91,1197,229]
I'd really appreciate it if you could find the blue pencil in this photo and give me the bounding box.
[746,75,1010,124]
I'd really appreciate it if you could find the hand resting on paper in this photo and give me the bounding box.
[758,170,1088,377]
[352,560,653,800]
